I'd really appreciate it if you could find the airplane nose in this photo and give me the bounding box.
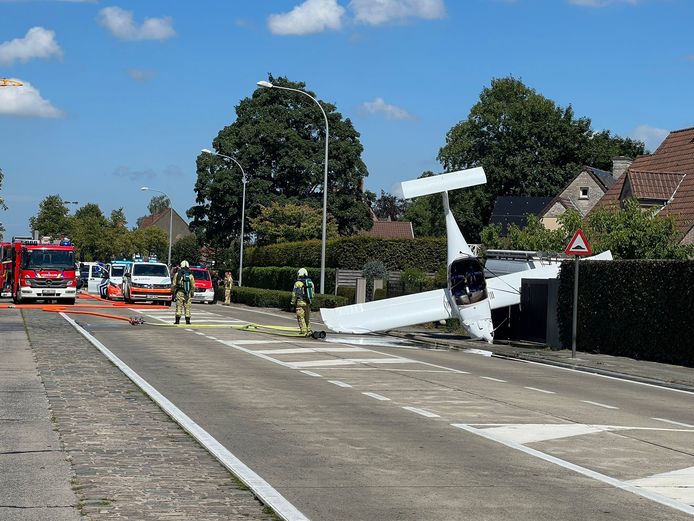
[458,301,494,344]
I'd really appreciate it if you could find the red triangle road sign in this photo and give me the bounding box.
[565,228,592,256]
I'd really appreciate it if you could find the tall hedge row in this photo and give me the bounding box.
[557,260,694,366]
[245,236,447,272]
[242,267,336,294]
[230,286,348,311]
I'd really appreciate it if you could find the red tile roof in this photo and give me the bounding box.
[595,127,694,238]
[362,220,415,239]
[627,171,685,201]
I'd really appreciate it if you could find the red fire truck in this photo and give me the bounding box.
[7,237,78,304]
[0,242,12,297]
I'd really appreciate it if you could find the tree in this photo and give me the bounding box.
[110,208,127,228]
[171,234,201,266]
[131,227,168,262]
[189,74,372,246]
[248,201,338,245]
[29,195,72,238]
[437,77,645,240]
[372,190,407,221]
[0,167,6,240]
[148,195,170,215]
[402,171,445,237]
[71,203,111,261]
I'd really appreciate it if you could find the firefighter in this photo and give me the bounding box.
[172,260,195,324]
[291,268,314,336]
[223,271,233,305]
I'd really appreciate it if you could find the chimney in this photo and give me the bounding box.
[611,156,633,180]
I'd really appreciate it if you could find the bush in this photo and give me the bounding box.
[373,288,387,301]
[336,286,356,304]
[245,236,447,272]
[231,286,349,311]
[557,260,694,366]
[242,266,336,294]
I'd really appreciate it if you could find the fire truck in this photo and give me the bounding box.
[0,242,12,297]
[7,236,78,304]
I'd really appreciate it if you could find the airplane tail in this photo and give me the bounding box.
[401,167,486,264]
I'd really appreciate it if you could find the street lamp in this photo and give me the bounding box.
[256,80,329,294]
[140,186,173,267]
[201,149,248,287]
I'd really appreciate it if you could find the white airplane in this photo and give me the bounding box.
[320,167,612,343]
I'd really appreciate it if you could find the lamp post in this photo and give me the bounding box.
[201,149,248,287]
[140,187,172,267]
[256,80,329,295]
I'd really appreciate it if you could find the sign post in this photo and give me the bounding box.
[565,229,592,358]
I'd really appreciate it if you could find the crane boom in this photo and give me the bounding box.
[0,79,23,87]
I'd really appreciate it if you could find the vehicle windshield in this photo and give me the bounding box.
[111,265,125,277]
[449,257,487,306]
[191,270,210,281]
[23,249,75,270]
[132,264,169,277]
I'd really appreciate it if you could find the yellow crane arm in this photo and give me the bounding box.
[0,79,23,87]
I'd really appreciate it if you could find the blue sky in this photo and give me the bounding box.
[1,0,692,240]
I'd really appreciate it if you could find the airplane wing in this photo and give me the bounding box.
[320,289,455,334]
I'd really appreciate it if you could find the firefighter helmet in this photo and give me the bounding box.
[298,268,308,278]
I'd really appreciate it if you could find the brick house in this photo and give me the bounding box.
[138,208,192,243]
[595,127,694,244]
[361,218,415,239]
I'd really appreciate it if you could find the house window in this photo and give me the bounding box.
[579,187,589,200]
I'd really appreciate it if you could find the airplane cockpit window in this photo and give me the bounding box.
[449,257,487,306]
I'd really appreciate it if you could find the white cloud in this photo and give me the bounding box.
[98,6,175,41]
[568,0,641,7]
[127,68,155,82]
[268,0,346,35]
[359,97,415,120]
[350,0,445,25]
[0,27,63,66]
[0,79,63,118]
[112,165,182,181]
[631,124,669,152]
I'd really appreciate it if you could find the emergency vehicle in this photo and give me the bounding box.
[0,242,12,297]
[190,266,216,304]
[8,237,78,304]
[98,261,131,300]
[122,261,172,306]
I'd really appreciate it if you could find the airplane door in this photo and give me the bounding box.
[88,265,104,294]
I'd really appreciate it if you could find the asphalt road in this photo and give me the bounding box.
[68,301,694,521]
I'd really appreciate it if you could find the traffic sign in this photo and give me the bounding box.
[565,228,592,256]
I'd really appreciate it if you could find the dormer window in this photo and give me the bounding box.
[579,187,589,200]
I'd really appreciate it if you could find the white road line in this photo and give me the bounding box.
[328,380,352,388]
[362,392,390,401]
[402,406,440,418]
[195,332,206,336]
[652,417,694,428]
[480,376,506,383]
[253,347,369,355]
[60,313,309,521]
[289,358,413,369]
[184,328,193,332]
[452,423,694,516]
[207,336,218,341]
[300,370,322,378]
[524,387,555,394]
[234,340,315,345]
[581,400,618,410]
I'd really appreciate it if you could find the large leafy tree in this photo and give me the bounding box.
[0,167,6,240]
[249,201,338,245]
[171,234,201,266]
[189,75,372,247]
[372,190,407,221]
[437,77,645,240]
[29,195,72,238]
[71,203,111,261]
[136,196,170,228]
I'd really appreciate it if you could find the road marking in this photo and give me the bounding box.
[452,423,694,516]
[289,357,413,369]
[253,347,369,355]
[206,336,218,340]
[581,400,618,409]
[185,328,193,332]
[627,466,694,505]
[480,376,506,383]
[60,313,309,521]
[524,387,555,394]
[653,417,694,428]
[402,406,440,418]
[195,332,206,336]
[234,340,315,345]
[300,370,322,378]
[328,380,352,388]
[362,392,390,401]
[464,349,493,357]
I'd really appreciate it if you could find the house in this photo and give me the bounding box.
[595,127,694,244]
[540,160,628,230]
[489,196,553,235]
[138,208,192,243]
[361,217,415,239]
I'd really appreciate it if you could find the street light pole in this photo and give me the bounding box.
[256,80,329,295]
[201,149,248,287]
[140,187,172,267]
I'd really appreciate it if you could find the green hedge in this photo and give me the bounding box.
[557,260,694,366]
[230,286,349,311]
[336,286,356,304]
[242,266,336,294]
[245,236,447,272]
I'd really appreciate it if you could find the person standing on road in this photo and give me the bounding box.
[172,260,195,324]
[291,268,314,336]
[223,271,233,305]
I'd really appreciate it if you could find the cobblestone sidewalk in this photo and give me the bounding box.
[23,310,277,521]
